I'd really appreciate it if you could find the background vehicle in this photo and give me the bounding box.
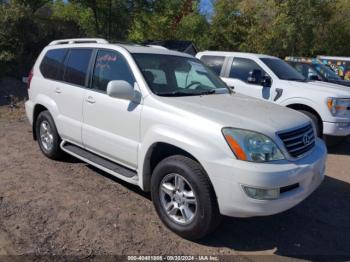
[25,39,326,239]
[285,57,350,87]
[142,40,198,56]
[317,56,350,80]
[197,51,350,145]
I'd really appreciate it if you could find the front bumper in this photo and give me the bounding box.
[323,121,350,136]
[204,139,327,218]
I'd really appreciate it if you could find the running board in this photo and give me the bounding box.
[61,142,137,179]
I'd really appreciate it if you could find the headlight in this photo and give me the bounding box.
[222,128,284,162]
[327,98,350,116]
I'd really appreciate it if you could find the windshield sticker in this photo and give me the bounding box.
[97,54,117,62]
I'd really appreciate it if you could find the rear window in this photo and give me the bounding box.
[40,49,67,80]
[63,49,93,86]
[200,55,225,75]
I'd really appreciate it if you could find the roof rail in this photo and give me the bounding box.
[49,38,109,46]
[147,45,168,50]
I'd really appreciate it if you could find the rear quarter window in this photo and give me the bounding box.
[200,55,225,76]
[40,49,67,80]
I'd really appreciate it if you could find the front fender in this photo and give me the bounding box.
[137,124,231,191]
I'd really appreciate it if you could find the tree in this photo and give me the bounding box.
[68,0,132,40]
[209,0,339,57]
[0,1,82,77]
[13,0,50,12]
[209,0,254,50]
[128,0,210,49]
[314,0,350,56]
[51,0,96,36]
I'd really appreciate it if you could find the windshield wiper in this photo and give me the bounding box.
[157,91,199,97]
[197,89,216,95]
[285,78,307,82]
[157,89,217,97]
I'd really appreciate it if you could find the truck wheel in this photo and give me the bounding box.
[299,110,321,137]
[35,110,64,160]
[151,155,221,240]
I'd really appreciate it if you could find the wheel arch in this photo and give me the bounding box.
[32,104,49,140]
[142,142,203,192]
[31,94,60,140]
[286,103,323,134]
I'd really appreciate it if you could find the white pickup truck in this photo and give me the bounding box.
[197,51,350,145]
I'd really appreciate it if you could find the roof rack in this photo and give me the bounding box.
[147,45,168,50]
[49,38,109,46]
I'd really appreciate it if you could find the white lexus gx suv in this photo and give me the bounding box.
[25,38,327,239]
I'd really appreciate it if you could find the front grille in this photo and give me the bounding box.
[278,124,315,158]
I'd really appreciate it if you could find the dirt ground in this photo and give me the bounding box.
[0,103,350,261]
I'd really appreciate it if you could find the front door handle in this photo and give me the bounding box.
[86,96,96,104]
[55,87,62,94]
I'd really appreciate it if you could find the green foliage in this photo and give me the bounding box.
[51,0,95,36]
[13,0,50,11]
[67,0,133,40]
[175,11,211,50]
[129,0,188,41]
[1,0,350,78]
[209,0,349,57]
[129,0,210,49]
[0,1,82,77]
[0,2,36,76]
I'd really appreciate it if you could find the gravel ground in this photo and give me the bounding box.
[0,104,350,261]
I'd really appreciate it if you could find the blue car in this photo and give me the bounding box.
[286,59,350,88]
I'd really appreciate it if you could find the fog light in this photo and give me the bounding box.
[243,186,280,200]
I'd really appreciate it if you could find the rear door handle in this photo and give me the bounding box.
[55,87,62,94]
[86,96,96,104]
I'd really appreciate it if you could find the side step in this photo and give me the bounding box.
[62,142,137,178]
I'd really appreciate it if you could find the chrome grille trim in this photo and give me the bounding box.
[282,129,314,142]
[278,123,315,158]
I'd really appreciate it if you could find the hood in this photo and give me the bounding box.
[329,79,350,88]
[156,93,310,135]
[287,80,350,97]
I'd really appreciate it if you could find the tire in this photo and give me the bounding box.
[298,110,321,137]
[35,110,64,160]
[324,135,346,148]
[151,155,221,240]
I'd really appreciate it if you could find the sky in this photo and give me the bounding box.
[199,0,214,15]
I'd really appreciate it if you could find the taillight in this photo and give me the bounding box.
[27,69,33,89]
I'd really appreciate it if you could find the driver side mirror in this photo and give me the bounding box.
[309,75,319,81]
[261,75,272,88]
[247,69,263,84]
[107,80,135,100]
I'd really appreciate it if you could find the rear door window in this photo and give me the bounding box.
[63,49,93,86]
[40,49,67,80]
[200,55,225,75]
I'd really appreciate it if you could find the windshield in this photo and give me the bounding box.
[261,58,306,81]
[133,54,230,96]
[312,63,341,81]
